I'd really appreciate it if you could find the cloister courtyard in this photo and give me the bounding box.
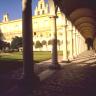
[0,0,96,96]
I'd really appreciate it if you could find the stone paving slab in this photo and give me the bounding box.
[72,51,95,63]
[39,69,56,81]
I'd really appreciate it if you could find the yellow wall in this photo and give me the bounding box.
[0,12,63,43]
[0,0,66,51]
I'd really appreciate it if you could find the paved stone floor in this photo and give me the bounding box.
[1,50,96,96]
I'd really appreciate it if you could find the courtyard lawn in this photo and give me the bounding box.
[0,51,63,73]
[0,51,63,62]
[0,52,23,61]
[0,51,51,62]
[33,51,51,62]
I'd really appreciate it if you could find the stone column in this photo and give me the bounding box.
[65,18,69,61]
[81,36,84,52]
[81,37,84,53]
[83,38,87,51]
[79,35,82,53]
[22,0,39,90]
[76,31,79,56]
[73,28,77,58]
[78,34,80,54]
[62,25,66,60]
[49,15,60,69]
[67,23,74,60]
[62,17,70,62]
[70,25,74,60]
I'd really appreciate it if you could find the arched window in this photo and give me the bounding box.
[34,32,36,36]
[37,11,40,15]
[5,17,6,21]
[42,10,45,14]
[40,4,42,9]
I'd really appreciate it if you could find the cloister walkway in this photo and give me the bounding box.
[1,50,96,96]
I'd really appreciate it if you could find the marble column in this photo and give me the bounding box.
[83,38,87,51]
[67,23,74,60]
[70,26,74,60]
[78,34,80,54]
[62,17,70,62]
[76,31,79,56]
[49,15,60,69]
[73,27,77,58]
[81,37,84,53]
[21,0,39,90]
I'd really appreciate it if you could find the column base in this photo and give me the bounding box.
[73,56,76,59]
[61,59,71,63]
[18,73,40,93]
[49,63,61,69]
[73,54,77,58]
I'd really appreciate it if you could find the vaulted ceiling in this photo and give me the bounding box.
[54,0,96,39]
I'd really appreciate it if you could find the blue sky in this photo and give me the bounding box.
[0,0,48,22]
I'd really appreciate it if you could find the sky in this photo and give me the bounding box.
[0,0,48,22]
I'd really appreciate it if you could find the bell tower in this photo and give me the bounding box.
[34,0,49,15]
[2,13,9,22]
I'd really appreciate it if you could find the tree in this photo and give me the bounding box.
[0,40,4,50]
[0,29,5,50]
[0,40,10,51]
[42,40,47,45]
[5,42,10,48]
[0,29,4,41]
[42,40,48,50]
[48,40,52,45]
[11,36,23,49]
[35,40,42,49]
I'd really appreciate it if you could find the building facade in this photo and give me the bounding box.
[0,0,64,51]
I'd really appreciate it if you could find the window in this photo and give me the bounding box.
[37,11,40,15]
[15,25,18,28]
[42,10,45,14]
[34,21,37,24]
[59,33,63,36]
[49,34,51,36]
[34,32,36,36]
[5,17,6,21]
[40,4,42,9]
[40,34,43,37]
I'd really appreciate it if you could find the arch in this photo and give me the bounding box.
[70,8,95,22]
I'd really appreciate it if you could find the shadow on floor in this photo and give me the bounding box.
[0,61,96,96]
